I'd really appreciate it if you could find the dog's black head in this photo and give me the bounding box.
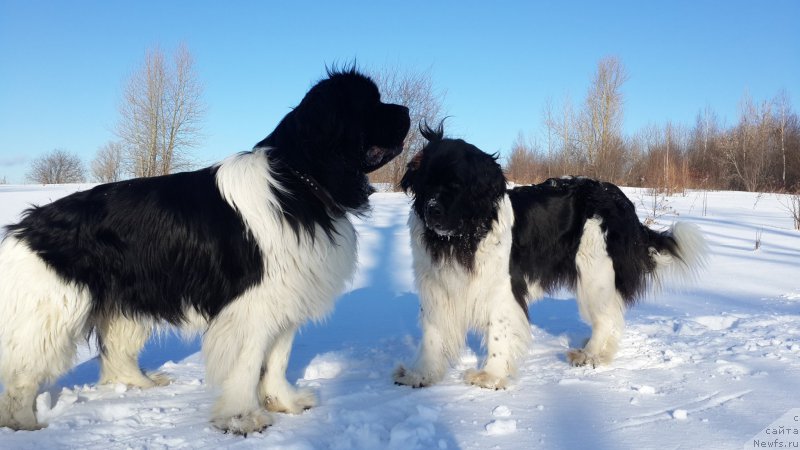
[257,68,410,198]
[402,123,506,244]
[255,68,410,238]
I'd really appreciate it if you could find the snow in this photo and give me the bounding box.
[485,419,517,435]
[1,184,799,449]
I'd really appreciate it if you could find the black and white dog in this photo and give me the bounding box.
[0,69,410,433]
[394,125,706,390]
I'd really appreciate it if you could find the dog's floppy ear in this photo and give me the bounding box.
[401,153,421,193]
[403,120,448,193]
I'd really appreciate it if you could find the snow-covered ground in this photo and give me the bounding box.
[0,184,799,449]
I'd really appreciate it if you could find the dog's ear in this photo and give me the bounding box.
[401,152,422,193]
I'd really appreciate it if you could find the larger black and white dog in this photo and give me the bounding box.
[394,125,706,390]
[0,69,410,433]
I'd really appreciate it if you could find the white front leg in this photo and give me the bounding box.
[394,311,464,388]
[465,295,531,390]
[259,326,316,414]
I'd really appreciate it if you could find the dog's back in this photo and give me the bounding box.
[509,176,707,367]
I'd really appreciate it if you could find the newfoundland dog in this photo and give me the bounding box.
[0,68,410,434]
[394,124,706,390]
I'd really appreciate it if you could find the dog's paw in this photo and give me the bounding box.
[0,417,44,431]
[0,408,43,431]
[265,388,316,414]
[393,365,436,388]
[146,371,173,387]
[100,370,173,389]
[211,409,273,436]
[463,369,508,390]
[567,349,608,368]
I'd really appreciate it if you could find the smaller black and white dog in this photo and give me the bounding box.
[394,125,706,390]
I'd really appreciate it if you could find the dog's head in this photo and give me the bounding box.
[401,124,506,238]
[258,68,410,175]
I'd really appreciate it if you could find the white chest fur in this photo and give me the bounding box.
[408,195,515,330]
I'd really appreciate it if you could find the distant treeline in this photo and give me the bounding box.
[505,57,798,194]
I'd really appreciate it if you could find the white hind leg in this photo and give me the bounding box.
[97,313,170,388]
[0,237,92,430]
[569,218,626,368]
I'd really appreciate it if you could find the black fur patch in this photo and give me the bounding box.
[508,177,677,307]
[5,69,410,324]
[7,168,263,322]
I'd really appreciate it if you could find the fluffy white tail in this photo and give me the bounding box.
[651,222,709,288]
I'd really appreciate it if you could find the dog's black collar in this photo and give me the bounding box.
[287,167,345,216]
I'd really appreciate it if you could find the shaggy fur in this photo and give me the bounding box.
[394,125,707,389]
[0,69,410,433]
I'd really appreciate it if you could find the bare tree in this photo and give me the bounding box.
[543,94,579,176]
[91,141,125,183]
[687,105,722,188]
[26,149,85,184]
[116,44,204,178]
[723,93,773,191]
[541,97,555,179]
[368,66,445,189]
[576,56,629,180]
[505,132,541,184]
[775,89,792,190]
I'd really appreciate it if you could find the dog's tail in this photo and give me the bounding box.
[645,222,709,289]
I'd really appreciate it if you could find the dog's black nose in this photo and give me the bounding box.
[425,201,444,222]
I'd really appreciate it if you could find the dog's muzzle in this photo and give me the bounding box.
[363,145,403,173]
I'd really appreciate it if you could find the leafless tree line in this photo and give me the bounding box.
[26,51,795,198]
[509,57,631,185]
[505,58,800,197]
[28,55,442,187]
[26,45,206,185]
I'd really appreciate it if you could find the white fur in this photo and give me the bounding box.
[208,150,357,433]
[567,217,626,367]
[561,219,707,367]
[652,222,709,288]
[258,326,316,414]
[0,149,358,433]
[96,314,168,388]
[394,195,531,389]
[397,202,708,381]
[0,236,92,430]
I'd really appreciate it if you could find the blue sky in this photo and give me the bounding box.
[1,0,798,183]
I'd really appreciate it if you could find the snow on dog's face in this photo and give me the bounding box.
[401,124,506,239]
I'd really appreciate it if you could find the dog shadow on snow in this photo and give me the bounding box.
[53,233,591,392]
[288,213,421,378]
[54,332,201,390]
[53,295,591,391]
[528,296,593,355]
